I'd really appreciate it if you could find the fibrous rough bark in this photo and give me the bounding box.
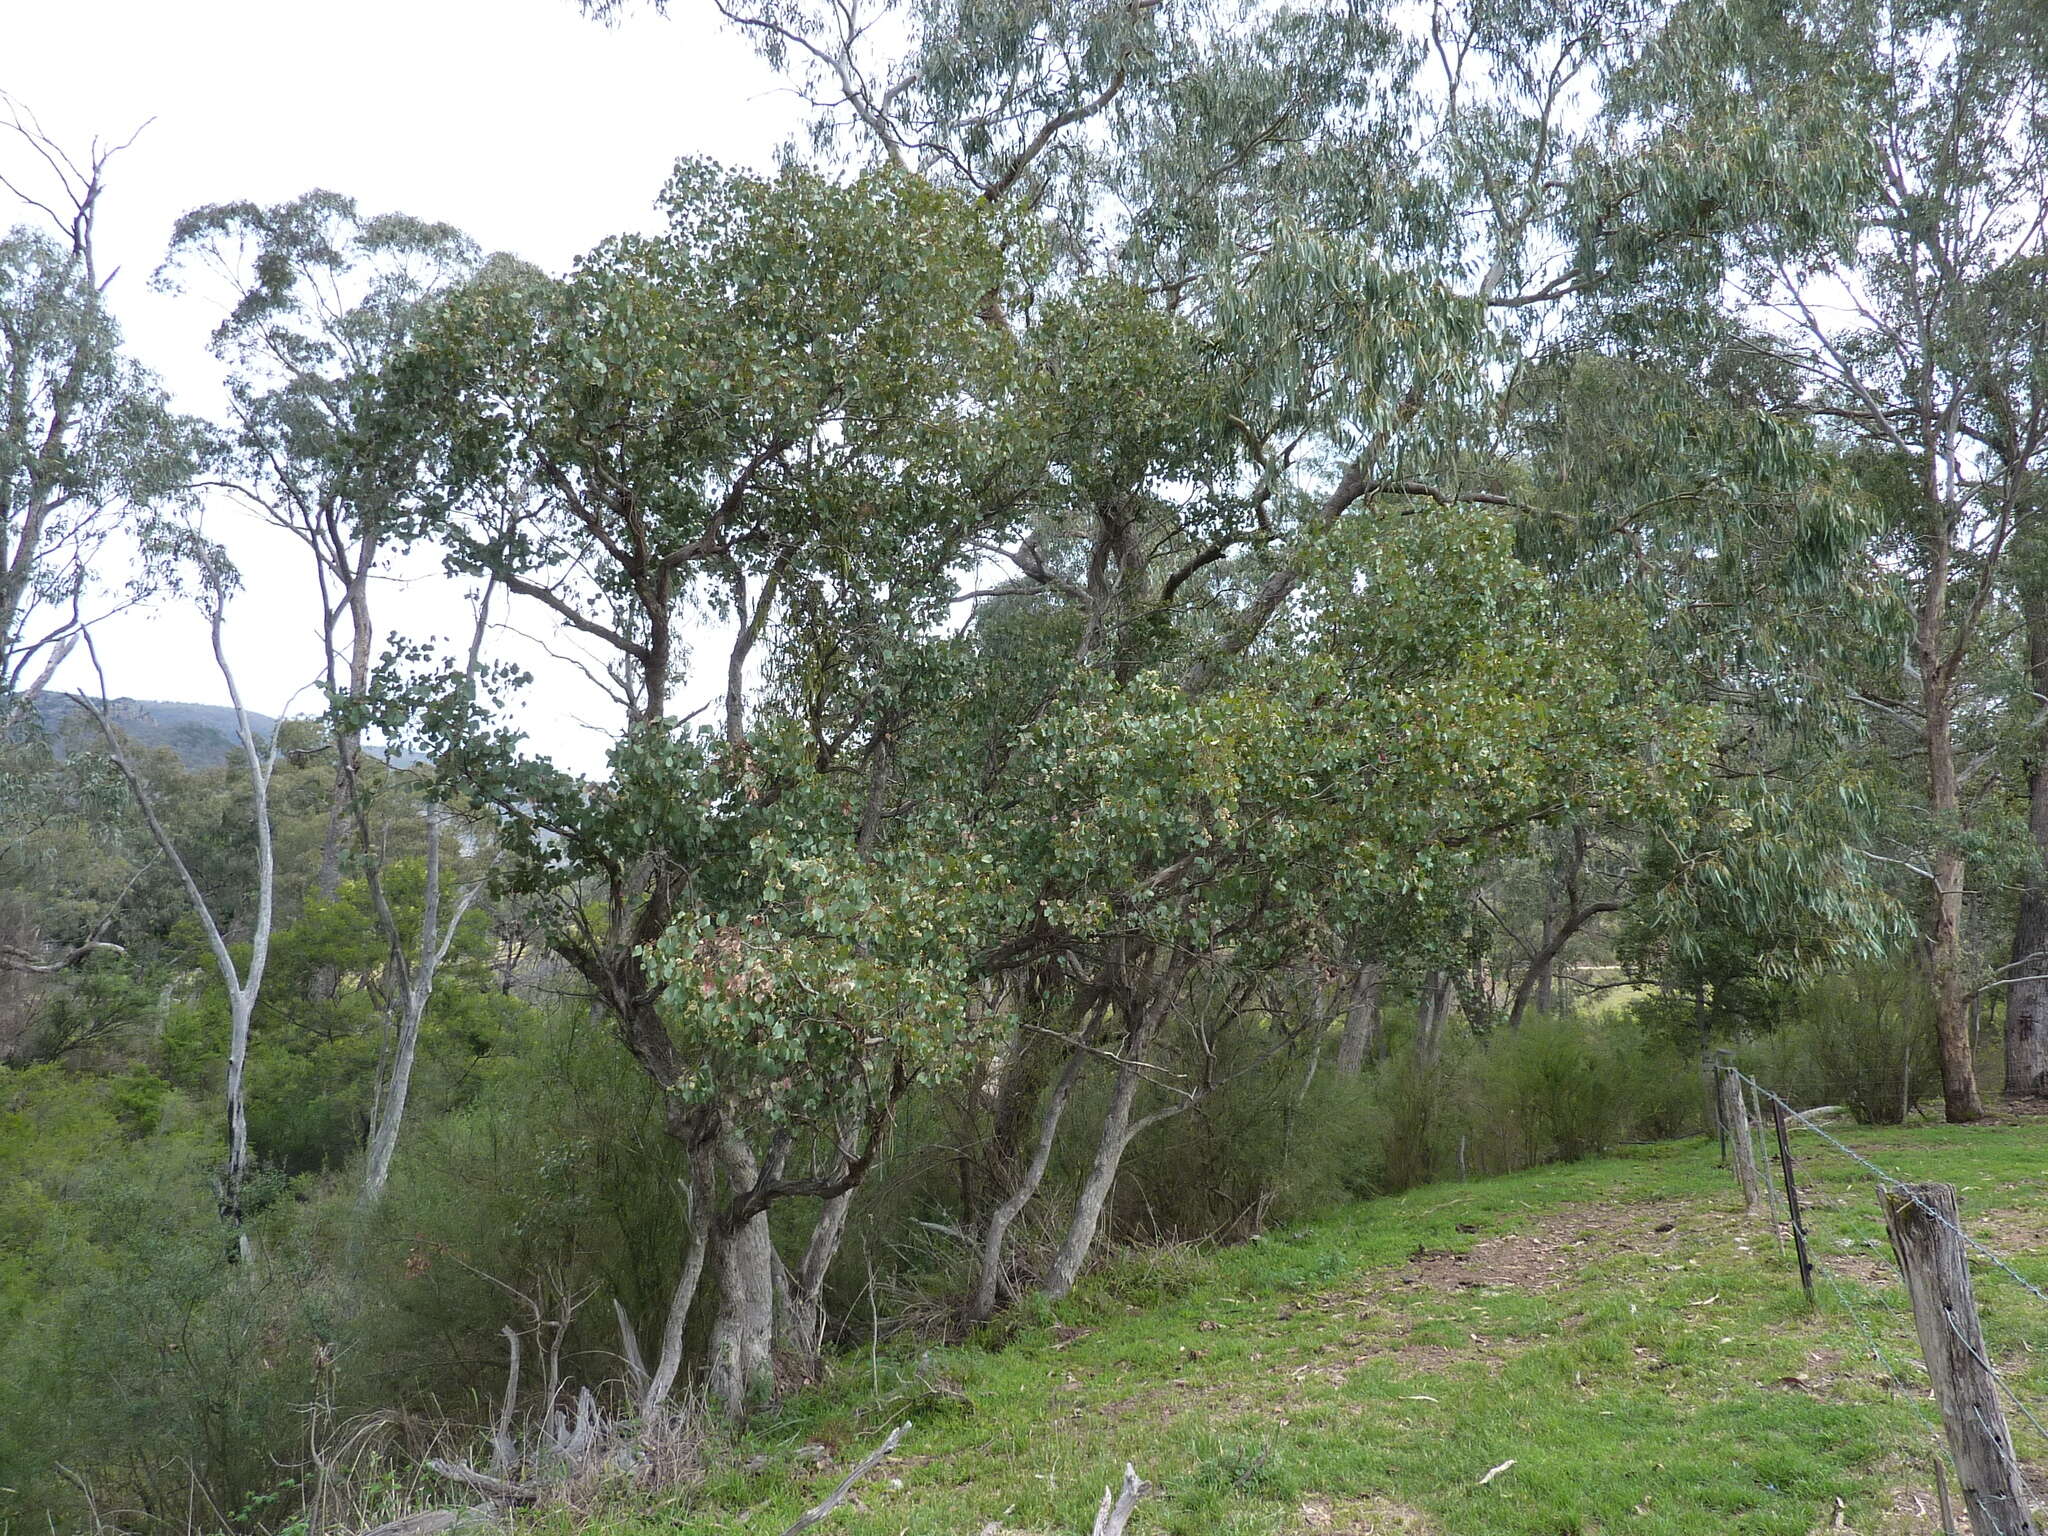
[707,1132,777,1417]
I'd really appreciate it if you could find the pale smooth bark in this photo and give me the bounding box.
[641,1155,713,1416]
[1037,962,1310,1302]
[1415,971,1453,1066]
[1039,1014,1156,1302]
[1039,963,1204,1302]
[1334,963,1383,1075]
[78,598,279,1245]
[356,582,497,1204]
[774,1183,853,1382]
[359,805,487,1203]
[970,1037,1088,1321]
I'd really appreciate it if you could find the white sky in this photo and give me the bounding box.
[10,0,802,774]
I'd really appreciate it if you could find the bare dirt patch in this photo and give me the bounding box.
[1961,1206,2048,1254]
[1294,1494,1435,1533]
[1354,1198,1711,1296]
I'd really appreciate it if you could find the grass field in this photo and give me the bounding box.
[548,1117,2048,1535]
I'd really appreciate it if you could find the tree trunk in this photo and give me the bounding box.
[2008,579,2048,1098]
[978,1022,1052,1220]
[1533,885,1557,1016]
[2009,923,2048,1099]
[1040,966,1196,1302]
[1416,971,1452,1066]
[360,809,483,1205]
[82,610,274,1259]
[971,1039,1087,1321]
[774,1178,855,1384]
[224,989,253,1231]
[359,996,419,1204]
[642,1156,713,1417]
[706,1133,777,1418]
[1040,1024,1155,1310]
[317,536,377,905]
[1507,901,1621,1029]
[1334,964,1383,1076]
[315,767,350,909]
[1927,687,1984,1121]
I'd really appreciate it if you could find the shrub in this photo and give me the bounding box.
[1751,966,1940,1124]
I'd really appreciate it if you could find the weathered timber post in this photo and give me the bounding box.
[1769,1099,1815,1303]
[1716,1064,1762,1214]
[1883,1182,2039,1536]
[1750,1077,1785,1254]
[1939,1457,1963,1536]
[1705,1050,1726,1159]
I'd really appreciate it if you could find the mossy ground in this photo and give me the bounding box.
[545,1117,2048,1535]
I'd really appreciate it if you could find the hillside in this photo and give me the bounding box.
[582,1122,2048,1536]
[30,696,278,770]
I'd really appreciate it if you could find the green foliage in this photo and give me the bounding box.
[1,223,202,702]
[24,0,2048,1520]
[1750,966,1943,1125]
[0,1064,310,1532]
[1314,1010,1703,1198]
[619,1122,2048,1536]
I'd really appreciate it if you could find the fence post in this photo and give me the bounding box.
[1750,1077,1785,1255]
[1768,1099,1815,1303]
[1716,1064,1762,1214]
[1938,1457,1962,1536]
[1705,1049,1725,1159]
[1883,1182,2039,1536]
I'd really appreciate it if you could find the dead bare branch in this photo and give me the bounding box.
[776,1421,910,1536]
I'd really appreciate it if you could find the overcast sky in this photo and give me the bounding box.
[11,0,803,772]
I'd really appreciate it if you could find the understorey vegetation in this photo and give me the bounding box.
[7,0,2048,1528]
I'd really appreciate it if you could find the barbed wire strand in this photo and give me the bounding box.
[1735,1067,2048,1464]
[1735,1071,2048,1312]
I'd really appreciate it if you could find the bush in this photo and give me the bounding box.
[1300,1007,1702,1198]
[0,1065,323,1533]
[1750,966,1940,1123]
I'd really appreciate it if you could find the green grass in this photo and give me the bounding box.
[545,1119,2048,1535]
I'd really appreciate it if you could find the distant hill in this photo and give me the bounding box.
[31,696,280,771]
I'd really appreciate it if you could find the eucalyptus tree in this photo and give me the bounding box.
[156,192,493,1199]
[379,161,1024,1411]
[1607,0,2048,1119]
[74,550,280,1253]
[655,0,1748,1303]
[1500,339,1907,1041]
[2009,537,2048,1096]
[157,191,484,898]
[944,499,1707,1309]
[0,103,194,723]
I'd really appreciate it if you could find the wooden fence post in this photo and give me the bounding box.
[1750,1077,1785,1254]
[1883,1182,2039,1536]
[1716,1065,1762,1214]
[1768,1099,1815,1303]
[1705,1050,1725,1159]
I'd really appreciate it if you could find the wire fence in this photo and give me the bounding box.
[1726,1066,2048,1526]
